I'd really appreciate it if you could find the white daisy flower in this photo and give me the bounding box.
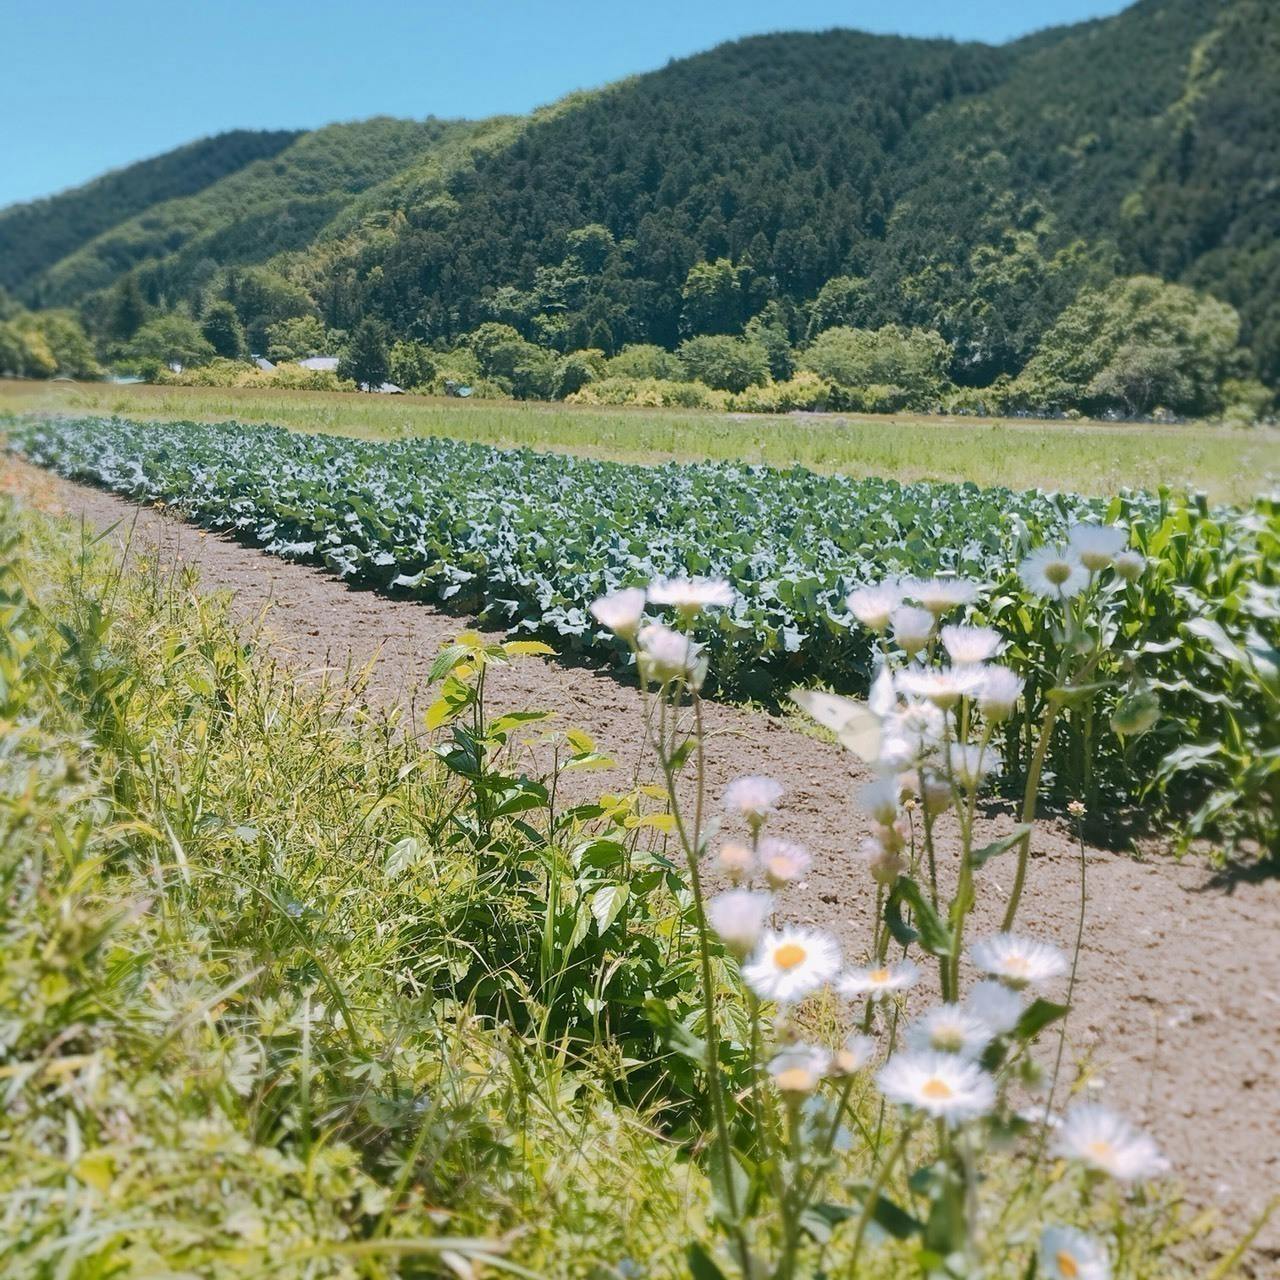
[723,775,783,829]
[858,777,901,825]
[846,582,903,633]
[890,605,936,656]
[976,664,1025,721]
[713,841,756,883]
[1067,523,1128,573]
[1113,549,1145,582]
[637,623,702,684]
[906,576,980,616]
[706,889,773,957]
[905,1004,994,1060]
[948,742,1001,791]
[886,700,946,757]
[589,587,647,639]
[970,933,1069,990]
[838,958,921,1000]
[964,979,1024,1035]
[1020,545,1089,600]
[857,835,904,886]
[877,1051,996,1122]
[647,576,734,615]
[1054,1104,1169,1182]
[768,1043,832,1095]
[1039,1226,1111,1280]
[832,1033,876,1076]
[759,837,812,888]
[940,624,1002,666]
[742,928,842,1005]
[896,665,985,711]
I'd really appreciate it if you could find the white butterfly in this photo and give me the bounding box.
[790,689,883,763]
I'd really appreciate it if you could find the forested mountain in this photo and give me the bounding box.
[0,130,300,295]
[24,119,484,309]
[3,0,1277,401]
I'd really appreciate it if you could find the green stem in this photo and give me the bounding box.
[848,1124,913,1274]
[1001,700,1058,932]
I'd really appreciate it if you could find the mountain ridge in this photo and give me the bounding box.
[3,0,1277,388]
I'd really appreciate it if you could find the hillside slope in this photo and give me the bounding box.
[26,118,482,308]
[5,0,1277,385]
[0,129,300,295]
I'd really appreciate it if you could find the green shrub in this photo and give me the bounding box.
[568,375,730,409]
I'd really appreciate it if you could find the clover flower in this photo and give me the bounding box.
[714,841,756,883]
[1039,1226,1111,1280]
[964,979,1024,1035]
[948,742,1001,790]
[832,1032,876,1076]
[722,775,783,830]
[877,1050,995,1123]
[589,587,647,639]
[1053,1104,1169,1182]
[1020,545,1089,600]
[637,623,701,684]
[759,837,812,888]
[846,581,903,632]
[975,664,1025,721]
[742,927,842,1004]
[647,576,734,615]
[905,1004,994,1060]
[940,624,1002,666]
[890,604,936,657]
[858,777,901,825]
[1113,549,1145,582]
[838,958,920,1001]
[970,933,1069,990]
[896,665,984,711]
[706,888,774,957]
[907,576,980,616]
[1068,523,1128,572]
[768,1043,832,1096]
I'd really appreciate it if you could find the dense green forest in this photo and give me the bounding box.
[0,130,300,295]
[2,0,1277,417]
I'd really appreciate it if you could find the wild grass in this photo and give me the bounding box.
[3,377,1277,504]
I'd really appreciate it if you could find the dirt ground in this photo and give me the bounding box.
[6,455,1277,1269]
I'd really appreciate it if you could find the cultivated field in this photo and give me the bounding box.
[3,377,1277,504]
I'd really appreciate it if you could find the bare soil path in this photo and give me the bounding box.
[6,455,1277,1267]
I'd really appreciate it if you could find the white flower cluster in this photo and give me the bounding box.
[588,575,737,687]
[1019,523,1142,600]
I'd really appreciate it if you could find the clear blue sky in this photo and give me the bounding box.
[1,0,1130,210]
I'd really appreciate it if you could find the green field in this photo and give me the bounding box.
[4,378,1277,504]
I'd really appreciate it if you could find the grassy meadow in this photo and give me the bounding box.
[3,378,1277,504]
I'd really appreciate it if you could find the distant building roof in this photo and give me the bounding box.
[252,355,276,371]
[297,356,339,371]
[363,381,403,394]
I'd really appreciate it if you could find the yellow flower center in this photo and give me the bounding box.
[1045,560,1072,585]
[869,967,891,984]
[1056,1250,1080,1279]
[1086,1139,1114,1163]
[1004,954,1030,975]
[774,943,807,970]
[775,1067,813,1092]
[921,1077,953,1101]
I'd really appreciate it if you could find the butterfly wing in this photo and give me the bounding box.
[789,689,882,764]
